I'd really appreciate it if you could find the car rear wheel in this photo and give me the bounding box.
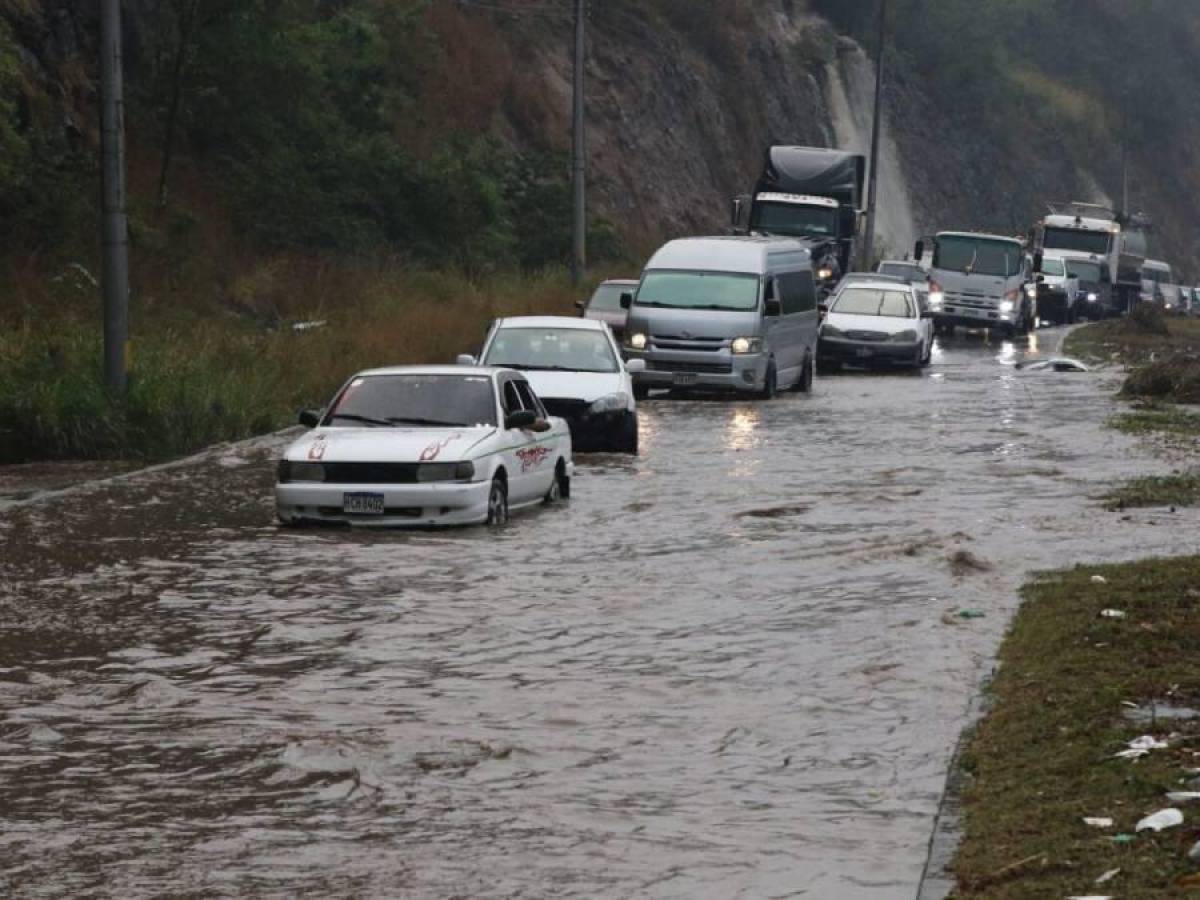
[487,476,509,525]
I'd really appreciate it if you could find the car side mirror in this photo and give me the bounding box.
[298,409,322,428]
[505,410,537,430]
[531,418,552,433]
[574,299,585,311]
[625,358,646,374]
[764,298,782,318]
[619,291,634,310]
[1035,275,1045,283]
[456,354,477,366]
[914,240,925,261]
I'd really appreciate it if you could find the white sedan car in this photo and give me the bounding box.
[460,316,643,454]
[276,366,573,527]
[817,277,934,370]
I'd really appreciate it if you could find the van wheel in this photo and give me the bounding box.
[758,362,777,400]
[793,353,813,392]
[486,476,509,525]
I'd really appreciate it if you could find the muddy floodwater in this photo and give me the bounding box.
[0,330,1193,898]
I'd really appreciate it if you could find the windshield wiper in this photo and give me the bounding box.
[387,417,469,427]
[327,413,392,427]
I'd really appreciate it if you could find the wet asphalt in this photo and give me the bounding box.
[0,327,1192,898]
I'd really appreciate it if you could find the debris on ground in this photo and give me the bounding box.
[1095,868,1121,885]
[1091,575,1109,584]
[1016,357,1091,373]
[941,608,987,625]
[1165,791,1200,804]
[1135,808,1183,832]
[1110,833,1137,844]
[1188,840,1200,861]
[948,549,993,576]
[1083,817,1114,828]
[1115,734,1170,760]
[1100,609,1126,619]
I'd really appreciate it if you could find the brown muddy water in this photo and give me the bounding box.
[0,329,1191,898]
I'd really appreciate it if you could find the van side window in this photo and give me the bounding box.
[779,272,817,313]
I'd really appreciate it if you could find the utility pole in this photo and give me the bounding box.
[570,0,586,287]
[100,0,130,392]
[862,0,888,271]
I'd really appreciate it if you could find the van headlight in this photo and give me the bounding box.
[730,337,762,355]
[589,392,629,414]
[628,332,647,350]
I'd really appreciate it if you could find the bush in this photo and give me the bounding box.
[1127,302,1171,336]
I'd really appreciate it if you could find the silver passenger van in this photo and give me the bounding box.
[619,237,819,399]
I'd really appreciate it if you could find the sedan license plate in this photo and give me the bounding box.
[343,492,385,515]
[672,372,698,386]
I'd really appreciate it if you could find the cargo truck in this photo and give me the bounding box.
[1034,202,1149,317]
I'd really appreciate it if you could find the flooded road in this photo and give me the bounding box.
[0,329,1191,898]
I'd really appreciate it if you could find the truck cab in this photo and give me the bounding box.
[919,232,1032,338]
[1037,203,1147,317]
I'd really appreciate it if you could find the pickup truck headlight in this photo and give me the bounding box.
[278,460,325,483]
[730,337,762,355]
[589,392,629,414]
[890,329,918,342]
[417,461,476,483]
[628,332,647,350]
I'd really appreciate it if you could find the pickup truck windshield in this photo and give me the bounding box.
[750,202,838,237]
[933,236,1022,277]
[484,328,618,374]
[1065,260,1102,282]
[1044,227,1110,255]
[326,374,497,428]
[635,271,760,312]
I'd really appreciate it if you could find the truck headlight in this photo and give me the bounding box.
[817,267,834,281]
[999,300,1015,315]
[1087,292,1098,303]
[928,290,944,308]
[589,392,629,414]
[277,460,325,483]
[1024,284,1037,298]
[730,337,762,354]
[417,461,476,483]
[628,332,647,350]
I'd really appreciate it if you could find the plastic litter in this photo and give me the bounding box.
[956,609,986,619]
[1110,833,1137,844]
[1100,609,1126,619]
[1136,808,1183,832]
[1091,575,1108,584]
[1189,840,1200,861]
[1083,817,1114,828]
[1066,895,1111,900]
[1095,868,1121,885]
[1166,792,1200,804]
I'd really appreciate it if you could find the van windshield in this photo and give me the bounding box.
[1044,227,1110,255]
[635,271,760,312]
[933,236,1022,277]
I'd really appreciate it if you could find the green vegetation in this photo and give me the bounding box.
[953,558,1200,897]
[1103,473,1200,511]
[1110,406,1200,441]
[0,265,583,463]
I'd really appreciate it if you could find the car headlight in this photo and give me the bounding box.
[628,332,647,350]
[891,329,918,342]
[821,323,843,337]
[730,336,762,355]
[1024,284,1037,298]
[998,300,1015,315]
[589,392,629,414]
[417,461,475,483]
[278,460,325,483]
[817,267,834,281]
[1087,292,1098,303]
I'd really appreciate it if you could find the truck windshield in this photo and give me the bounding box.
[933,236,1022,277]
[635,271,760,312]
[1065,260,1102,282]
[1044,227,1111,255]
[750,202,838,237]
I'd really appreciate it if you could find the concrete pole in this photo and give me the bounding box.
[570,0,586,287]
[862,0,887,271]
[100,0,130,392]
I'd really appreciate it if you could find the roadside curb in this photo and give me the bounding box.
[0,428,299,514]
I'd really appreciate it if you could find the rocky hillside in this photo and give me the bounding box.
[2,0,1198,305]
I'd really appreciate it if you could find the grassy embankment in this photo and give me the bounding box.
[0,260,594,464]
[950,313,1200,897]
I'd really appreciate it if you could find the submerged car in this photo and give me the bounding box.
[577,278,638,341]
[276,366,573,527]
[463,316,642,454]
[818,278,933,371]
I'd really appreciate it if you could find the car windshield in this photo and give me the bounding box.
[832,287,915,318]
[1042,258,1066,276]
[933,236,1022,277]
[587,283,630,312]
[1066,260,1102,282]
[326,374,497,428]
[635,271,760,312]
[878,263,926,283]
[1044,227,1110,255]
[750,201,838,237]
[483,327,619,374]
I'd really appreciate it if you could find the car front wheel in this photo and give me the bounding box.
[487,476,509,525]
[544,462,570,504]
[616,411,639,455]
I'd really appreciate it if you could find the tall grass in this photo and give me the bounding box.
[0,261,591,463]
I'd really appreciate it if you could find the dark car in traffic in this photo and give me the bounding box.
[577,279,638,341]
